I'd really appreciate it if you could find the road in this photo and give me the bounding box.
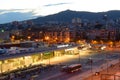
[34,49,120,80]
[7,49,120,80]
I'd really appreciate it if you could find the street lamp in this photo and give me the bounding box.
[78,50,81,63]
[49,54,50,65]
[45,36,50,45]
[45,36,49,40]
[101,46,108,73]
[78,45,82,63]
[11,35,15,42]
[106,54,109,73]
[27,36,31,41]
[89,58,93,72]
[88,58,93,80]
[119,53,120,72]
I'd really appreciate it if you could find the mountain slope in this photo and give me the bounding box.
[0,12,36,24]
[32,10,120,24]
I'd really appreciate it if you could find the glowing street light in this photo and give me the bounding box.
[65,38,70,43]
[109,41,113,47]
[45,36,50,45]
[45,36,49,40]
[27,36,31,40]
[12,35,15,39]
[11,35,15,42]
[92,40,98,44]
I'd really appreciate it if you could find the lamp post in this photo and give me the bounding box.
[0,62,2,73]
[103,50,109,74]
[89,58,93,80]
[11,35,15,42]
[49,54,50,65]
[119,53,120,72]
[45,36,50,45]
[78,50,81,63]
[106,53,108,73]
[101,46,108,73]
[27,36,31,41]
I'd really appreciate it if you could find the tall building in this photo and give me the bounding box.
[44,26,70,43]
[0,31,10,41]
[72,18,82,24]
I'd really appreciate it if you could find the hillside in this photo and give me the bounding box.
[32,10,120,24]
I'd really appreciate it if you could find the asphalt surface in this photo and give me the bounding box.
[38,50,120,80]
[1,49,120,80]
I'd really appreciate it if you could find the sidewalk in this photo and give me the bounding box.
[67,59,120,80]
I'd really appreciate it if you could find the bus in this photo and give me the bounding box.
[61,64,82,73]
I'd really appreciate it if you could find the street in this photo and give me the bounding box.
[34,49,120,80]
[6,48,120,80]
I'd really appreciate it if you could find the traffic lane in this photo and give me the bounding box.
[36,54,118,80]
[12,65,62,80]
[47,69,86,80]
[35,66,61,80]
[46,57,118,80]
[46,60,103,80]
[44,51,120,80]
[16,51,119,80]
[27,53,120,80]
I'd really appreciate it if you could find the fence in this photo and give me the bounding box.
[101,74,120,80]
